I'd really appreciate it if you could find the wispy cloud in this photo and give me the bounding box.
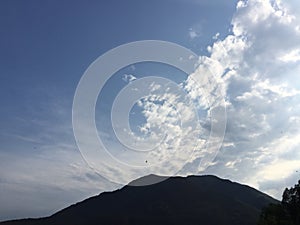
[122,74,137,83]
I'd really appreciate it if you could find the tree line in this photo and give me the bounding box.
[258,179,300,225]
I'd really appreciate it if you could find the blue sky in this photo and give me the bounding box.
[1,0,300,222]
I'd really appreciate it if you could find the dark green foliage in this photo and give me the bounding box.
[258,180,300,225]
[282,180,300,225]
[257,203,291,225]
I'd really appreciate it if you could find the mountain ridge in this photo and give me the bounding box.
[0,175,279,225]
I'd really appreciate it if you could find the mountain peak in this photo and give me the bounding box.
[0,175,278,225]
[128,174,169,186]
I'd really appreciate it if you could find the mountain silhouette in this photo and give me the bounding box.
[0,175,278,225]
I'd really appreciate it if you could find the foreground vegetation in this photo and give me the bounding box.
[258,180,300,225]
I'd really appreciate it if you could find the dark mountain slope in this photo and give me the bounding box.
[0,175,278,225]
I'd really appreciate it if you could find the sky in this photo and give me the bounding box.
[1,0,300,221]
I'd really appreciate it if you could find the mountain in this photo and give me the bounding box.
[0,175,278,225]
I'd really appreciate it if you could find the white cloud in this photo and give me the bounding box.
[122,74,137,83]
[197,0,300,199]
[188,25,202,39]
[279,48,300,63]
[212,32,220,40]
[189,30,198,39]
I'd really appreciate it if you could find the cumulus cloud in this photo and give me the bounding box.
[192,0,300,199]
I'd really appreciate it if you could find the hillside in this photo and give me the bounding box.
[0,175,278,225]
